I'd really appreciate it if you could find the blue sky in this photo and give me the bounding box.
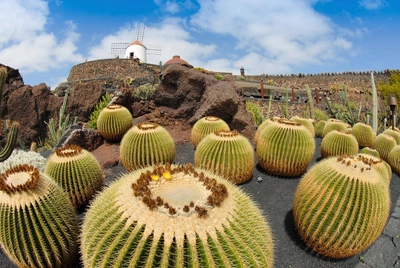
[0,0,399,89]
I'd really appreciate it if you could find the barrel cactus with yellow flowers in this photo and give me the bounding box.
[120,122,176,171]
[256,118,315,177]
[97,104,133,142]
[373,133,397,161]
[351,122,376,148]
[0,164,79,267]
[81,163,274,267]
[293,155,390,259]
[44,144,103,209]
[320,130,358,158]
[194,130,254,184]
[191,116,230,147]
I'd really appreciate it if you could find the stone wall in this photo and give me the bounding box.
[67,58,161,84]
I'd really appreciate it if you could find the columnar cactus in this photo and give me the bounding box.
[120,122,176,171]
[322,119,348,137]
[383,129,400,144]
[293,155,390,259]
[314,120,326,138]
[194,130,254,184]
[320,130,358,158]
[44,144,103,209]
[373,133,397,161]
[351,122,376,148]
[191,116,230,147]
[81,163,274,267]
[290,116,315,137]
[256,119,315,177]
[0,164,79,267]
[0,121,19,162]
[97,104,133,142]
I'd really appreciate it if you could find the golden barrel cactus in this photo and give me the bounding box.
[194,130,254,184]
[387,145,400,176]
[44,144,104,209]
[120,122,176,171]
[384,129,400,144]
[0,164,79,267]
[320,130,358,158]
[314,120,326,138]
[373,133,397,161]
[322,119,348,137]
[293,155,390,259]
[359,146,380,158]
[81,163,274,267]
[351,122,376,148]
[256,119,315,177]
[290,116,315,137]
[191,116,230,147]
[97,104,133,142]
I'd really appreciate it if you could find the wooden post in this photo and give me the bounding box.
[261,80,264,99]
[315,88,319,104]
[291,86,295,102]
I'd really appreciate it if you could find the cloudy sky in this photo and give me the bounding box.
[0,0,398,89]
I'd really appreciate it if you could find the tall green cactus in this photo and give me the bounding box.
[0,122,20,162]
[0,67,7,124]
[305,85,315,120]
[371,72,378,133]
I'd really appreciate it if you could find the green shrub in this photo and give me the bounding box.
[88,92,111,130]
[214,74,223,80]
[314,108,330,122]
[132,83,156,100]
[236,75,245,80]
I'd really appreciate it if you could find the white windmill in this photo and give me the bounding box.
[111,24,161,63]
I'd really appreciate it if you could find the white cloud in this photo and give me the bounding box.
[0,0,83,73]
[359,0,387,10]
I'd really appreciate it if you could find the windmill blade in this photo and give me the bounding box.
[145,44,162,55]
[111,43,130,55]
[133,24,145,43]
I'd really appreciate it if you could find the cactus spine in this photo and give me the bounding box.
[120,122,176,171]
[97,104,133,142]
[44,144,103,209]
[256,119,315,177]
[81,163,274,267]
[0,121,20,162]
[191,116,230,147]
[0,164,79,267]
[351,122,376,148]
[195,130,255,184]
[293,155,390,258]
[320,130,358,158]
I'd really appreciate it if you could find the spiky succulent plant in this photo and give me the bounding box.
[320,130,358,158]
[256,118,315,177]
[373,133,397,161]
[254,118,280,147]
[383,129,400,144]
[290,116,315,137]
[351,122,376,148]
[359,147,380,158]
[191,116,230,147]
[0,164,79,267]
[358,153,392,186]
[293,155,390,259]
[314,120,326,138]
[322,119,348,137]
[387,145,400,176]
[194,130,254,184]
[0,121,19,162]
[120,122,176,171]
[81,163,274,267]
[97,104,133,142]
[44,144,103,209]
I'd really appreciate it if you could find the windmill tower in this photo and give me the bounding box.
[111,24,161,63]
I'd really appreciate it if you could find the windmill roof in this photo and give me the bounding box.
[128,40,146,48]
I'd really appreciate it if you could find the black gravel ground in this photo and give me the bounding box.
[1,138,399,267]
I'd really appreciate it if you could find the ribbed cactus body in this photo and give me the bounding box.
[314,120,326,138]
[194,130,254,184]
[97,104,133,142]
[191,116,230,147]
[44,145,103,209]
[0,164,79,267]
[358,153,392,186]
[0,122,19,162]
[351,122,376,148]
[293,155,390,259]
[256,119,315,177]
[383,129,400,144]
[320,130,358,158]
[373,133,397,161]
[120,122,176,171]
[359,147,380,158]
[290,116,315,137]
[322,119,347,137]
[81,164,274,267]
[387,145,400,176]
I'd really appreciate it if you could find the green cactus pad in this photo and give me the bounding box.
[320,130,358,158]
[293,155,390,259]
[194,130,255,184]
[120,122,176,171]
[44,144,104,209]
[351,122,376,148]
[290,116,315,137]
[97,104,133,142]
[256,119,315,177]
[191,116,230,147]
[0,164,79,267]
[373,133,397,161]
[314,120,326,138]
[322,119,348,137]
[81,163,274,267]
